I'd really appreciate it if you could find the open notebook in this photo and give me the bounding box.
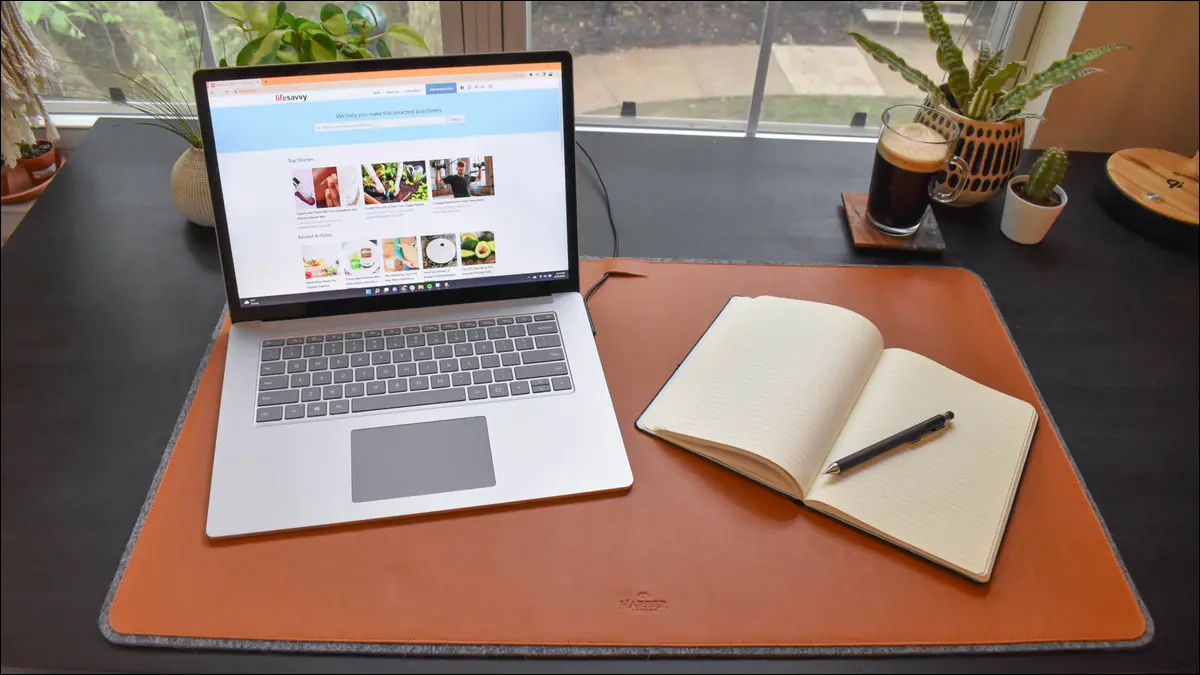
[637,296,1038,582]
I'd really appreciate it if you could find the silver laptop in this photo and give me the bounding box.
[194,52,631,538]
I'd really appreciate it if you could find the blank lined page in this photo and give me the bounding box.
[805,349,1037,580]
[640,296,883,495]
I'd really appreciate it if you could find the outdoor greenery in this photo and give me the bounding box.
[593,95,922,127]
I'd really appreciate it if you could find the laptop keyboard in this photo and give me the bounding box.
[255,312,571,424]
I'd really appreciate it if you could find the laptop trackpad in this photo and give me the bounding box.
[350,417,496,503]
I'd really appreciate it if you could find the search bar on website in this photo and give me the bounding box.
[314,115,464,132]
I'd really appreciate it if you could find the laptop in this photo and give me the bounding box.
[193,51,632,538]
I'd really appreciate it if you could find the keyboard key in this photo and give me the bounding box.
[352,387,467,413]
[472,370,493,384]
[447,330,466,344]
[323,384,343,399]
[494,339,514,353]
[387,378,407,393]
[333,369,353,384]
[262,338,285,347]
[392,348,412,363]
[397,363,417,377]
[431,374,451,389]
[351,353,370,367]
[260,361,286,376]
[409,376,430,391]
[313,370,333,385]
[367,381,386,395]
[301,387,321,402]
[371,351,391,365]
[324,333,344,341]
[418,361,438,375]
[307,401,328,417]
[414,347,433,361]
[439,359,459,372]
[459,356,480,370]
[434,344,453,359]
[284,404,305,419]
[501,352,521,367]
[459,320,478,329]
[257,406,284,422]
[534,313,555,321]
[330,355,349,369]
[510,380,531,396]
[506,324,526,337]
[308,356,329,370]
[290,373,311,387]
[527,322,558,336]
[384,327,402,336]
[531,378,552,393]
[515,363,569,379]
[486,326,506,340]
[451,372,472,387]
[345,331,363,339]
[515,337,535,351]
[377,364,396,379]
[283,345,303,359]
[345,340,365,353]
[287,360,307,373]
[259,375,289,391]
[488,383,509,398]
[440,322,458,330]
[386,336,404,349]
[497,317,515,325]
[475,342,495,355]
[261,347,282,361]
[365,337,385,351]
[330,400,350,415]
[306,335,324,343]
[551,376,573,391]
[427,332,446,345]
[515,315,533,323]
[454,343,474,357]
[534,335,562,349]
[286,336,305,345]
[324,342,344,355]
[258,389,299,406]
[402,326,420,335]
[467,328,487,341]
[494,367,514,382]
[365,329,382,338]
[421,324,439,333]
[354,367,374,381]
[478,319,496,327]
[467,385,488,400]
[406,334,426,347]
[303,344,322,358]
[522,348,565,364]
[346,383,365,397]
[480,354,501,368]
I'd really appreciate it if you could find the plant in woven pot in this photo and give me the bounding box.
[850,0,1123,207]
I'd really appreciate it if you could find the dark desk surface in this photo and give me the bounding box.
[2,120,1196,673]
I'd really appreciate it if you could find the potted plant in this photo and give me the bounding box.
[1,0,61,200]
[850,1,1123,206]
[1001,148,1068,244]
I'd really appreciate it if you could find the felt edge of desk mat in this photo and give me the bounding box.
[98,258,1154,658]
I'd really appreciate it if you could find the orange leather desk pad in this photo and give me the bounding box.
[106,260,1147,652]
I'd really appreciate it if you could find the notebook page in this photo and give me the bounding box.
[640,296,883,496]
[805,349,1037,580]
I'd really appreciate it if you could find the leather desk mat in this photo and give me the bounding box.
[102,260,1150,656]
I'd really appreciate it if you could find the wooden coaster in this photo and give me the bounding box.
[841,192,945,253]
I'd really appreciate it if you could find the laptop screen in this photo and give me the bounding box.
[203,62,569,308]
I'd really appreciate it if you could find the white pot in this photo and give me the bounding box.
[1000,176,1067,245]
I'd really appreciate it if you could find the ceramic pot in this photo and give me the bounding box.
[1000,176,1067,244]
[916,97,1025,207]
[171,146,215,227]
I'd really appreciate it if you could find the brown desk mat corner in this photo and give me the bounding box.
[102,260,1150,656]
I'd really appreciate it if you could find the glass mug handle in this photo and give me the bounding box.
[929,156,968,204]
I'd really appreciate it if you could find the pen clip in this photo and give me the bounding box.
[909,422,946,443]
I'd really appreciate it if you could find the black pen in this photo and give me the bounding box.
[822,411,955,475]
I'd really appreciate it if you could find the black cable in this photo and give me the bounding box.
[575,139,618,259]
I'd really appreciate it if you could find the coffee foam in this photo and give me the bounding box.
[877,122,950,173]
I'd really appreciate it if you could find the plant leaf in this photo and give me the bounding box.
[251,29,285,63]
[375,39,391,58]
[219,56,229,67]
[20,2,46,24]
[236,35,263,66]
[921,1,971,107]
[319,3,341,21]
[248,3,271,34]
[274,2,287,26]
[848,32,945,107]
[1001,111,1045,121]
[276,45,299,63]
[979,61,1023,94]
[309,32,336,60]
[322,11,348,36]
[209,1,246,22]
[346,9,364,25]
[989,43,1125,120]
[387,23,428,52]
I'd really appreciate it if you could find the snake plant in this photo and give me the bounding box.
[850,1,1125,122]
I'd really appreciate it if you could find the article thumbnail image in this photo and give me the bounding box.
[336,164,361,206]
[301,244,339,279]
[291,170,316,211]
[460,231,496,266]
[421,234,459,269]
[431,156,495,199]
[382,237,420,272]
[311,167,340,209]
[362,160,428,204]
[341,239,382,277]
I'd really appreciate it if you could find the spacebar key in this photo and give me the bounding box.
[351,387,467,412]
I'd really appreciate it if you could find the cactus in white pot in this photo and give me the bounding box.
[1001,148,1069,245]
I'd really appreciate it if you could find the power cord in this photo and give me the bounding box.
[575,138,627,335]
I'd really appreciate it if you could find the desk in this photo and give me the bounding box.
[2,120,1196,673]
